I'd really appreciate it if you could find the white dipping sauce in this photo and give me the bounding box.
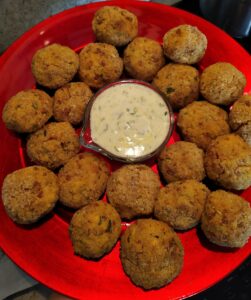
[90,83,170,158]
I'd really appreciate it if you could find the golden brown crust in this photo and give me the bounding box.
[92,6,138,47]
[120,219,184,289]
[177,101,230,150]
[79,43,123,89]
[152,63,199,110]
[229,95,251,130]
[31,43,79,89]
[123,37,165,81]
[27,122,80,169]
[53,82,93,125]
[69,201,121,258]
[158,141,205,183]
[201,190,251,247]
[163,25,207,64]
[2,89,53,133]
[2,166,59,224]
[236,121,251,146]
[154,180,210,230]
[106,164,160,219]
[204,134,251,190]
[200,62,246,105]
[229,95,251,145]
[58,152,110,209]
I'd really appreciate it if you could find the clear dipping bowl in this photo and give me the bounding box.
[80,80,174,163]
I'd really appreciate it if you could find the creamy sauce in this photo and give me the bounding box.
[90,83,170,158]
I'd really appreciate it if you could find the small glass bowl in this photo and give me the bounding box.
[80,79,174,163]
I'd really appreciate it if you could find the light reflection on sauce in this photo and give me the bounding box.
[90,83,170,158]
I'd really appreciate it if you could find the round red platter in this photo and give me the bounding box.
[0,1,250,299]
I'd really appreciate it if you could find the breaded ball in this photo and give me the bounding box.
[2,89,53,133]
[53,82,93,125]
[229,95,251,145]
[200,62,246,106]
[163,24,207,64]
[79,43,123,89]
[236,122,251,146]
[92,6,138,47]
[1,166,59,224]
[31,43,79,89]
[58,152,110,209]
[229,94,251,126]
[201,190,251,247]
[152,63,199,110]
[27,122,79,169]
[106,164,160,219]
[123,37,165,81]
[177,101,230,150]
[120,219,184,290]
[204,134,251,190]
[158,141,205,183]
[69,201,121,259]
[155,180,210,230]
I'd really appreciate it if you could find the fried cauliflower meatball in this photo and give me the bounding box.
[79,43,123,89]
[200,62,246,106]
[120,219,184,290]
[236,122,251,146]
[2,166,59,224]
[106,164,160,219]
[53,82,93,125]
[177,101,230,150]
[163,24,207,64]
[31,43,79,89]
[2,89,53,133]
[92,6,138,47]
[69,201,121,259]
[27,122,79,169]
[204,134,251,190]
[158,141,205,183]
[201,190,251,247]
[155,180,210,230]
[58,152,110,209]
[229,95,251,129]
[152,63,199,110]
[123,37,165,81]
[229,95,251,145]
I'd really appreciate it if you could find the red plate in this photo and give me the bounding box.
[0,1,250,299]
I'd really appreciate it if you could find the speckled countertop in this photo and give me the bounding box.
[0,0,99,53]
